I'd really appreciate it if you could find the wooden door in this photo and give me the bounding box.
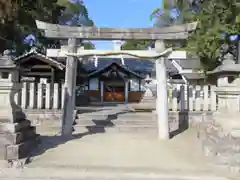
[104,92,125,102]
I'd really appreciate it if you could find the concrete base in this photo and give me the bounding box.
[213,112,240,138]
[0,119,39,166]
[197,120,240,174]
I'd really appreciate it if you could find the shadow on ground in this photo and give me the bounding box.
[28,107,193,164]
[28,110,128,164]
[170,112,189,139]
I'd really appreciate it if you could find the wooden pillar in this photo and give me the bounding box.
[61,38,77,136]
[37,81,43,109]
[45,83,51,109]
[50,68,55,108]
[155,40,170,140]
[124,80,129,103]
[29,82,35,109]
[100,81,104,103]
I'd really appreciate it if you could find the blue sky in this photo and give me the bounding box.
[84,0,162,49]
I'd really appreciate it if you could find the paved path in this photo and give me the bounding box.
[0,105,237,179]
[10,128,231,179]
[28,130,207,169]
[0,130,236,179]
[0,168,234,180]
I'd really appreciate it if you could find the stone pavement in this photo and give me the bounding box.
[0,168,235,180]
[0,128,236,179]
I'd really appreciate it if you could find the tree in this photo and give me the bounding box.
[83,41,95,49]
[121,0,187,50]
[0,0,62,54]
[121,40,151,50]
[185,0,240,70]
[57,0,95,49]
[58,0,93,26]
[0,0,95,54]
[151,0,240,71]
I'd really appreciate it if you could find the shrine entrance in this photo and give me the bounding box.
[35,20,197,140]
[103,79,125,102]
[87,62,144,103]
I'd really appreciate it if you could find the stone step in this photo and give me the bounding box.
[214,151,240,166]
[75,119,157,126]
[1,167,230,180]
[117,112,155,117]
[202,136,240,155]
[36,125,158,135]
[77,113,156,120]
[77,112,156,121]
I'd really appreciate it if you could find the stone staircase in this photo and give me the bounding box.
[74,111,158,134]
[35,105,160,135]
[34,104,184,136]
[197,120,240,174]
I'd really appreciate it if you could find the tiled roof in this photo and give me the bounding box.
[87,62,144,79]
[83,57,178,74]
[14,48,65,70]
[181,72,205,79]
[173,58,201,70]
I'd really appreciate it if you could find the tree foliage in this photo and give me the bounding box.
[58,0,94,26]
[121,40,150,50]
[0,0,62,54]
[121,0,194,50]
[0,0,95,54]
[57,0,95,49]
[151,0,240,71]
[185,0,240,70]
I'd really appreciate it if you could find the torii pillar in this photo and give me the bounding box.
[61,38,78,135]
[155,40,170,140]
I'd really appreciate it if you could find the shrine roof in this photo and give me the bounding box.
[14,48,65,70]
[83,57,178,74]
[173,58,201,70]
[181,72,205,80]
[87,61,144,79]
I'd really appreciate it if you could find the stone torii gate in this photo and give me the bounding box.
[36,20,197,140]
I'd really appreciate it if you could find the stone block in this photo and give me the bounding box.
[1,126,36,144]
[0,120,31,133]
[6,135,40,160]
[0,144,7,160]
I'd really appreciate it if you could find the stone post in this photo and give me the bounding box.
[155,40,170,140]
[100,81,104,103]
[124,80,129,104]
[210,53,240,137]
[61,38,78,136]
[0,54,39,166]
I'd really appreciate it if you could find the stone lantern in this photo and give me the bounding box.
[0,51,38,167]
[209,53,240,137]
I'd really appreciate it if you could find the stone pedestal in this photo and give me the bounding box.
[210,53,240,137]
[0,70,39,165]
[129,78,156,111]
[213,86,240,137]
[198,53,240,174]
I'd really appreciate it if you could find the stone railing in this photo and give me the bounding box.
[168,83,217,112]
[15,82,218,112]
[15,82,65,110]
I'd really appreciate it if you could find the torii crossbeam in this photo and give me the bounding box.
[36,20,197,140]
[36,20,197,40]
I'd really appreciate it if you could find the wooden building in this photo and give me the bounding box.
[12,48,203,105]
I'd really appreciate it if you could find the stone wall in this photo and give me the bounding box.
[24,110,62,126]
